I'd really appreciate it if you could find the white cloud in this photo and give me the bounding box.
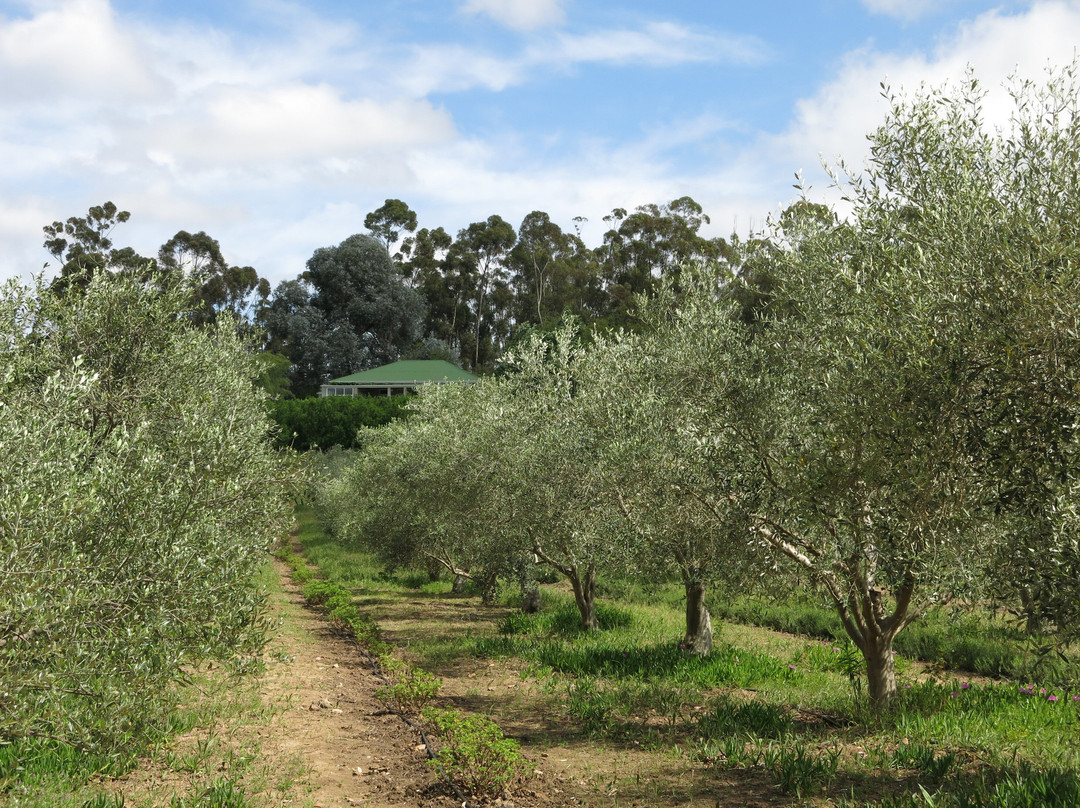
[459,0,566,31]
[396,44,525,95]
[396,22,768,96]
[551,21,768,66]
[859,0,950,21]
[0,0,165,102]
[136,84,455,168]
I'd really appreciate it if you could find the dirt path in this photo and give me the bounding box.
[252,561,577,808]
[110,559,791,807]
[256,559,450,807]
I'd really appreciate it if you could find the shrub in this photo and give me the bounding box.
[375,656,442,715]
[422,707,524,798]
[267,395,410,451]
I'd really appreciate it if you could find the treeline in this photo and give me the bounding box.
[317,71,1080,713]
[260,196,732,395]
[41,195,732,399]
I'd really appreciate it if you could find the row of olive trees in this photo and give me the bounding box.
[0,273,293,754]
[322,67,1080,711]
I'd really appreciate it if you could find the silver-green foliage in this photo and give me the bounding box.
[671,67,1080,708]
[0,273,292,753]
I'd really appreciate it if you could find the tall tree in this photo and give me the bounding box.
[404,226,456,335]
[158,230,270,327]
[509,211,584,325]
[595,196,731,316]
[364,198,419,263]
[264,234,426,395]
[43,202,153,292]
[453,215,516,369]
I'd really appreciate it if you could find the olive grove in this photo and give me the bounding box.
[320,68,1080,712]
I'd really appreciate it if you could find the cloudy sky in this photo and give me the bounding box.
[3,0,1079,285]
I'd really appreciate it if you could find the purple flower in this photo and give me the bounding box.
[1019,687,1035,696]
[950,692,959,697]
[1072,696,1080,702]
[788,664,797,670]
[961,682,971,690]
[1040,688,1047,695]
[1048,695,1060,703]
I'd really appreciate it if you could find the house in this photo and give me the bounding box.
[318,359,477,397]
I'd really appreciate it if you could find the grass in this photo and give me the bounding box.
[292,504,1080,807]
[712,594,1076,685]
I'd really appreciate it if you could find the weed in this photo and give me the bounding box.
[422,708,524,798]
[375,656,442,715]
[168,777,250,808]
[695,697,792,740]
[79,796,125,808]
[892,742,955,781]
[771,742,841,797]
[564,678,618,736]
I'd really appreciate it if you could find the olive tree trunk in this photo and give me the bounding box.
[568,563,599,631]
[831,577,916,712]
[521,580,542,613]
[531,538,599,631]
[682,579,712,655]
[759,525,916,711]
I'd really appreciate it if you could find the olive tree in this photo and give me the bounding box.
[583,278,760,655]
[326,320,625,629]
[325,379,531,599]
[673,69,1080,709]
[493,322,635,630]
[0,273,293,752]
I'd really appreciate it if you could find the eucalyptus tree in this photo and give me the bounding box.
[454,215,516,369]
[158,230,270,327]
[402,225,453,293]
[509,211,587,325]
[675,70,1080,710]
[364,198,418,259]
[263,234,426,394]
[43,201,155,292]
[595,196,731,327]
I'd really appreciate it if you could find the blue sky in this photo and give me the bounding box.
[1,0,1077,285]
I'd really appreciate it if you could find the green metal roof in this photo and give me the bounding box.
[327,360,477,385]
